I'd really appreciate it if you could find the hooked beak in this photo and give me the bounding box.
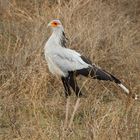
[47,22,51,27]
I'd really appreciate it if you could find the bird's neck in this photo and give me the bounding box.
[49,28,67,48]
[52,28,63,42]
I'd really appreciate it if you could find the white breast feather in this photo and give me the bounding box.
[44,28,91,76]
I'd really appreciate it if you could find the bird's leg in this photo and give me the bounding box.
[61,77,71,97]
[61,77,71,128]
[67,72,82,97]
[68,97,80,128]
[66,73,82,128]
[65,96,70,129]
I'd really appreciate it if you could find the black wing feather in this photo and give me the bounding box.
[80,55,92,65]
[60,32,69,48]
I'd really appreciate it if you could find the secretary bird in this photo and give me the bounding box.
[44,19,136,128]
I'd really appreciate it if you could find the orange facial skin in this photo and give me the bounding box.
[51,21,60,27]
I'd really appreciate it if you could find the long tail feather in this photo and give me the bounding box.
[76,65,130,94]
[118,83,129,94]
[96,69,130,94]
[76,66,140,99]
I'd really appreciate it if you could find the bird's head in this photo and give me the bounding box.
[48,19,64,31]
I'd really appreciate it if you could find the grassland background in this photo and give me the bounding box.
[0,0,140,139]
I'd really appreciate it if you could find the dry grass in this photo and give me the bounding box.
[0,0,140,139]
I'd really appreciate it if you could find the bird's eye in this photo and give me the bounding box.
[53,22,57,25]
[51,21,60,27]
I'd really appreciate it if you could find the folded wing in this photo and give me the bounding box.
[50,48,91,73]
